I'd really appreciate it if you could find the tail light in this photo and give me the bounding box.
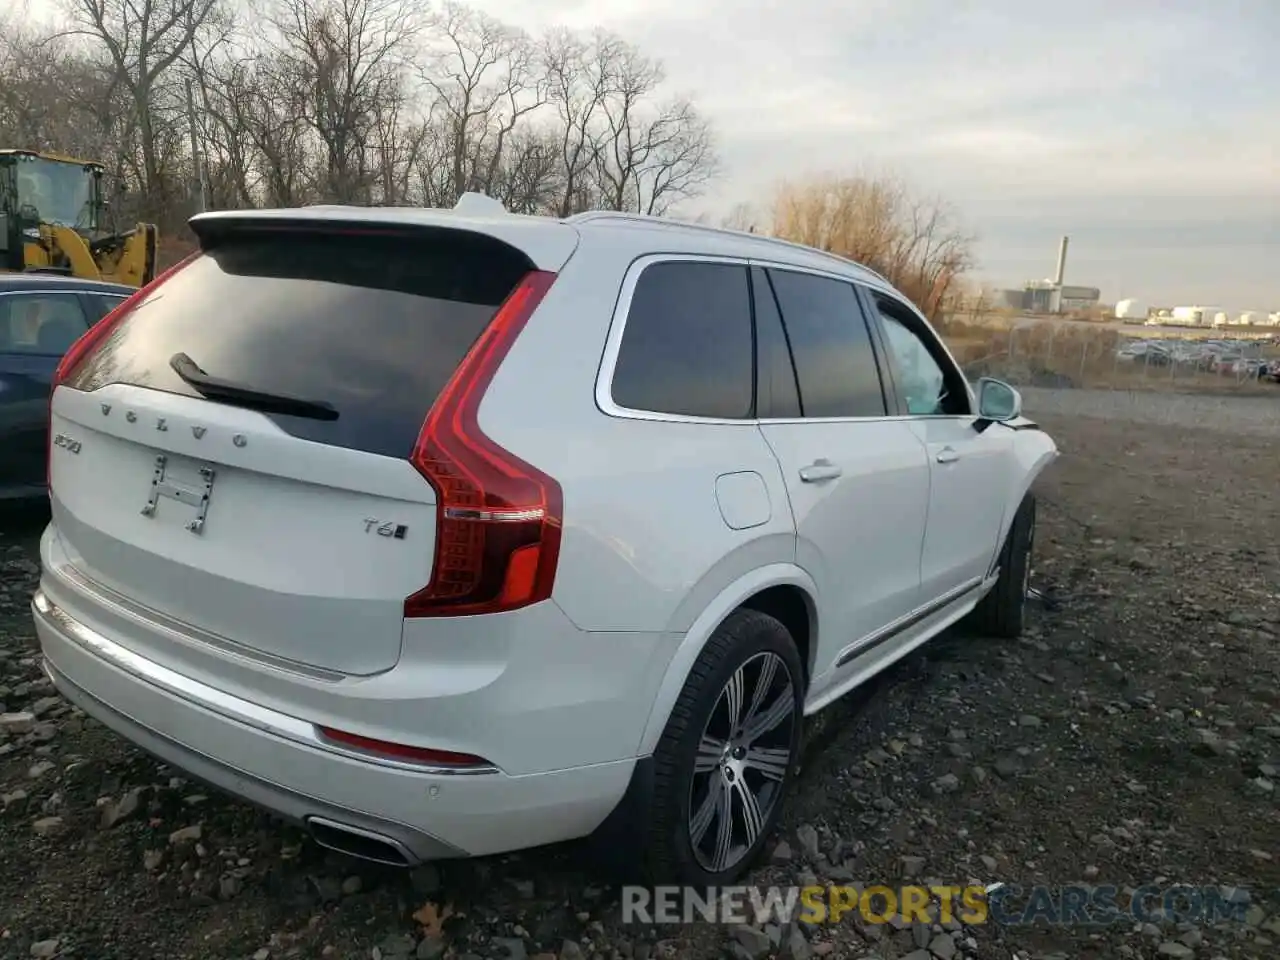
[405,270,562,618]
[47,254,200,487]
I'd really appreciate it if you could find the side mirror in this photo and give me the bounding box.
[976,377,1022,422]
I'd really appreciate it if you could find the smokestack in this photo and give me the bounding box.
[1053,235,1069,286]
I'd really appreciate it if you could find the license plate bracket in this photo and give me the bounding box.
[141,454,217,534]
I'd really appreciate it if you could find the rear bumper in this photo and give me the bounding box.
[33,590,637,861]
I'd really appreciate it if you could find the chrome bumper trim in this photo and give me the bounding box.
[32,590,499,777]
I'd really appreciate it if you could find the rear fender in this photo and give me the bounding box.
[635,563,818,757]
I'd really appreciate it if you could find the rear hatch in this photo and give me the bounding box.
[48,221,558,675]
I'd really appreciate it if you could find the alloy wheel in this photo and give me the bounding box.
[687,650,796,874]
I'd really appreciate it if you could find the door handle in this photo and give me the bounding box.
[799,459,842,483]
[936,446,960,464]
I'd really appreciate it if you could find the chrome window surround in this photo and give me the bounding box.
[594,253,977,427]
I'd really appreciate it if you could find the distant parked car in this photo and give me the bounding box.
[0,274,132,500]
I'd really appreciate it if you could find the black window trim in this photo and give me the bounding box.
[597,253,924,425]
[855,284,975,420]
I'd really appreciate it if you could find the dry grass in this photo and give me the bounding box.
[936,315,1280,395]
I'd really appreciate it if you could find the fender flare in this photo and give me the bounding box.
[985,427,1059,574]
[634,562,818,756]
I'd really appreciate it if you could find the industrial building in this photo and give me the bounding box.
[996,236,1101,314]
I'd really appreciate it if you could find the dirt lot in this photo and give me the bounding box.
[2,389,1279,960]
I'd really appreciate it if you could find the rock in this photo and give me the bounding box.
[933,773,960,793]
[29,940,60,959]
[928,933,957,960]
[28,761,55,780]
[100,788,145,829]
[1083,865,1099,879]
[168,824,202,845]
[32,816,64,837]
[1249,777,1274,794]
[341,875,363,895]
[1156,943,1194,959]
[29,696,61,717]
[899,950,932,960]
[771,839,793,862]
[796,824,821,860]
[558,942,585,960]
[492,938,527,960]
[1192,728,1226,756]
[979,855,998,872]
[729,925,772,959]
[1018,714,1042,727]
[1,711,35,734]
[993,756,1022,778]
[784,926,812,960]
[510,878,535,898]
[901,855,926,878]
[416,936,446,960]
[377,934,417,958]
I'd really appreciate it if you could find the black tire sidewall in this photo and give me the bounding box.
[657,610,804,886]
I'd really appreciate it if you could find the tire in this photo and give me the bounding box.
[966,493,1036,639]
[639,608,804,885]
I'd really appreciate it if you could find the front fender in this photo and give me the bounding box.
[634,563,818,756]
[988,422,1058,568]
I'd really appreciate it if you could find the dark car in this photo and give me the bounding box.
[0,274,132,500]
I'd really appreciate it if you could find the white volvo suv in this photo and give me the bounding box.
[32,195,1056,884]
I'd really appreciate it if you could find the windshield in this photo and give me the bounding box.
[15,157,98,231]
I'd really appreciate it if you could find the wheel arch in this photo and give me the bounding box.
[635,564,818,756]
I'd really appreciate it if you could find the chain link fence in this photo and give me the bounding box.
[939,317,1280,393]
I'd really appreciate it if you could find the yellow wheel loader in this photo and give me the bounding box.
[0,149,158,288]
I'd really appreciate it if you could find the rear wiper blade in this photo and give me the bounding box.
[169,352,339,422]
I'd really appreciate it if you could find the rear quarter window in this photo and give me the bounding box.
[610,259,754,420]
[66,231,532,459]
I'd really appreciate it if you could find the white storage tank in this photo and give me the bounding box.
[1115,298,1147,320]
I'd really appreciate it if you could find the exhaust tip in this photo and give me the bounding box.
[305,816,416,867]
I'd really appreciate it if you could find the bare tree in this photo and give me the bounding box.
[63,0,225,217]
[419,1,543,202]
[271,0,419,202]
[3,1,723,231]
[591,41,717,215]
[771,175,974,320]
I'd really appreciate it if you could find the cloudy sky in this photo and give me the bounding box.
[23,0,1279,309]
[473,0,1278,311]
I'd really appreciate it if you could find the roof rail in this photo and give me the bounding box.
[568,210,891,284]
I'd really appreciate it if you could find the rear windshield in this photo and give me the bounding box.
[66,230,532,459]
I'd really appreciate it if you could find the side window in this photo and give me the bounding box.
[0,294,90,356]
[88,294,128,323]
[868,293,969,416]
[750,266,801,419]
[611,260,754,419]
[765,268,886,418]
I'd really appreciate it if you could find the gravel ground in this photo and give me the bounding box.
[3,389,1280,960]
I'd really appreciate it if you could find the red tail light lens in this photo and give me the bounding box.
[315,726,492,768]
[405,270,562,618]
[47,253,200,487]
